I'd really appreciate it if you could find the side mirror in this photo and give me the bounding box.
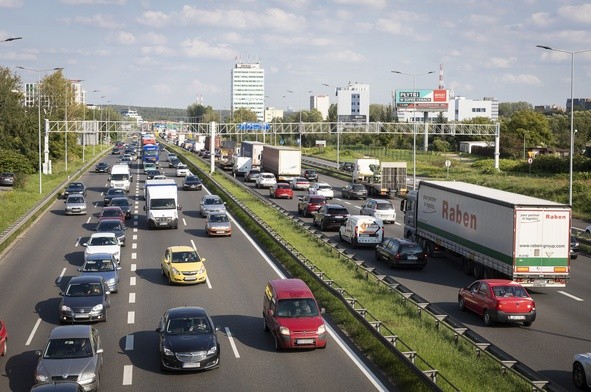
[35,350,42,357]
[177,205,182,210]
[320,307,326,314]
[155,327,161,333]
[201,258,207,262]
[96,348,104,354]
[82,243,88,247]
[77,268,82,272]
[59,292,64,296]
[117,267,122,271]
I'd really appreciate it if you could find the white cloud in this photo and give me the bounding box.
[137,10,170,27]
[141,32,167,45]
[151,83,173,95]
[500,73,542,86]
[60,14,124,29]
[488,57,518,69]
[220,32,252,45]
[61,0,125,4]
[321,49,366,63]
[107,31,136,45]
[140,45,175,56]
[558,4,591,24]
[528,12,553,27]
[332,0,387,7]
[180,38,237,60]
[0,0,23,7]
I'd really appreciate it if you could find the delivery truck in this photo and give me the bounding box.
[261,145,301,181]
[241,141,265,167]
[353,159,407,198]
[232,156,252,177]
[144,179,181,229]
[401,181,571,287]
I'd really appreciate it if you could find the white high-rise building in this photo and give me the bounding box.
[310,95,330,120]
[231,60,265,122]
[336,83,370,123]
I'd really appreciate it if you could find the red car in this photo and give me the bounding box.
[458,279,536,327]
[270,182,293,199]
[0,320,7,356]
[98,206,126,223]
[297,194,326,217]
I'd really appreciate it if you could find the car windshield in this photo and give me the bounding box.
[186,176,200,182]
[376,203,393,210]
[89,236,117,246]
[97,221,122,231]
[150,198,176,209]
[171,251,200,263]
[492,285,528,298]
[68,196,84,203]
[83,259,115,272]
[111,198,129,207]
[101,210,121,217]
[166,317,211,335]
[44,338,93,359]
[277,184,290,189]
[66,282,103,297]
[310,197,325,203]
[276,299,319,318]
[318,184,331,189]
[69,183,83,190]
[352,185,365,190]
[208,214,229,223]
[204,198,223,205]
[108,190,125,196]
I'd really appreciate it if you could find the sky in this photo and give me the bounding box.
[2,0,591,112]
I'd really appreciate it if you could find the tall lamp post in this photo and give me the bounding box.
[16,66,62,193]
[322,83,341,168]
[391,70,435,190]
[65,79,84,171]
[537,45,591,206]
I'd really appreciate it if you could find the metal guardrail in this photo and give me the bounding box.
[169,143,570,392]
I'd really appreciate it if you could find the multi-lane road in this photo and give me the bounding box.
[0,153,393,392]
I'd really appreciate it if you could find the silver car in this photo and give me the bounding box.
[360,198,396,223]
[78,253,121,293]
[200,195,227,217]
[35,325,103,392]
[64,195,87,215]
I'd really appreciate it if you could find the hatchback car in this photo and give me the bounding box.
[168,157,180,168]
[573,352,591,390]
[297,194,327,217]
[244,168,261,182]
[205,213,232,237]
[312,204,350,231]
[34,325,103,391]
[0,319,7,357]
[458,279,536,327]
[83,232,121,263]
[94,162,109,173]
[341,182,368,200]
[256,172,277,189]
[160,246,207,285]
[143,162,157,173]
[200,195,226,218]
[64,195,87,216]
[0,172,15,186]
[176,163,190,177]
[360,198,396,223]
[375,237,428,269]
[98,206,125,223]
[289,177,310,190]
[103,187,126,206]
[109,196,131,219]
[146,169,163,180]
[77,253,121,293]
[302,169,319,182]
[63,182,87,198]
[269,182,294,199]
[95,219,126,247]
[156,306,220,371]
[308,182,334,199]
[58,276,110,323]
[183,175,203,191]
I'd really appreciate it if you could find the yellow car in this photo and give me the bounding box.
[161,246,207,285]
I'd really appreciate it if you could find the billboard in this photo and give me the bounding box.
[395,89,448,111]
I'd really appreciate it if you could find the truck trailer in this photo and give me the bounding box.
[353,159,407,198]
[401,181,571,287]
[261,145,301,181]
[144,179,181,229]
[241,141,265,167]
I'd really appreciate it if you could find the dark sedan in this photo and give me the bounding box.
[341,182,368,200]
[375,237,428,269]
[297,194,326,217]
[146,169,163,180]
[156,307,220,371]
[109,196,131,219]
[95,218,126,247]
[183,175,203,191]
[312,204,349,231]
[63,182,87,198]
[103,188,126,206]
[94,162,110,173]
[59,276,110,324]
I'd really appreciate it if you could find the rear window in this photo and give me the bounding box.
[399,243,423,255]
[328,207,348,215]
[310,197,325,203]
[352,185,365,190]
[376,202,393,210]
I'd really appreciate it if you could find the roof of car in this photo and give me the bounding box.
[167,306,207,318]
[48,325,93,340]
[269,278,314,299]
[68,275,105,284]
[89,232,117,238]
[167,245,196,253]
[84,252,117,261]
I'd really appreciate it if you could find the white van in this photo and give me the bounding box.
[110,164,131,192]
[339,215,383,247]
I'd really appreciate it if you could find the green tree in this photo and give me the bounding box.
[499,101,533,118]
[230,108,258,123]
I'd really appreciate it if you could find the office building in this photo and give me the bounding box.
[231,60,265,122]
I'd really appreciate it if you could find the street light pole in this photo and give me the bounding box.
[16,66,62,193]
[322,83,341,169]
[391,70,435,191]
[537,45,591,206]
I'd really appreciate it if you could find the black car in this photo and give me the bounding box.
[0,172,15,186]
[63,182,87,198]
[169,157,180,168]
[375,237,428,269]
[95,162,110,173]
[312,204,349,231]
[341,182,368,200]
[571,235,580,259]
[111,148,121,155]
[109,196,131,219]
[183,175,203,191]
[103,188,126,206]
[95,218,126,246]
[303,169,318,182]
[156,307,220,371]
[146,170,163,180]
[340,162,354,172]
[59,275,110,323]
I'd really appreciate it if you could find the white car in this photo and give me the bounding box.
[83,232,121,263]
[359,198,396,223]
[255,172,277,189]
[308,182,334,199]
[573,352,591,389]
[176,163,190,177]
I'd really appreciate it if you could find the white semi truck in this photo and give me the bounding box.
[401,181,571,287]
[144,179,181,229]
[353,158,408,198]
[261,145,301,181]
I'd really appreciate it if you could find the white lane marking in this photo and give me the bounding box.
[133,228,138,233]
[86,216,92,224]
[133,220,138,226]
[122,365,133,385]
[129,292,136,303]
[191,239,197,250]
[25,318,42,346]
[131,253,137,259]
[182,218,187,226]
[134,215,138,220]
[132,243,137,249]
[134,201,139,205]
[127,311,135,324]
[224,327,240,358]
[130,263,136,272]
[130,276,136,286]
[75,237,81,247]
[558,291,584,301]
[57,268,67,284]
[133,234,137,240]
[206,277,212,289]
[125,335,134,351]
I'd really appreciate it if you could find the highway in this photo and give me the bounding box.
[247,155,589,392]
[0,153,393,392]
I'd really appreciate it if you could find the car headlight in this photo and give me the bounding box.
[198,265,206,274]
[92,304,104,312]
[279,326,290,336]
[107,278,116,284]
[207,345,217,356]
[317,324,326,334]
[78,371,97,382]
[162,345,173,356]
[171,267,180,275]
[61,305,72,312]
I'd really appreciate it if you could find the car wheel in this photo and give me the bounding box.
[573,362,587,389]
[458,297,466,311]
[522,321,532,327]
[263,318,269,332]
[161,267,166,277]
[483,310,493,326]
[320,222,326,231]
[274,335,282,351]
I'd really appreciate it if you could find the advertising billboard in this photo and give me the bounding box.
[395,89,448,111]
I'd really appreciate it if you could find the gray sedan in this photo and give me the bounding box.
[64,195,87,215]
[78,253,121,293]
[34,325,103,392]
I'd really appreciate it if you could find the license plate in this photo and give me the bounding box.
[159,222,168,226]
[216,231,225,234]
[184,276,197,281]
[296,339,314,345]
[74,314,90,319]
[182,362,200,368]
[407,255,418,260]
[508,315,525,320]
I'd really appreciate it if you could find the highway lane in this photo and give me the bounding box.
[240,165,589,391]
[0,153,393,392]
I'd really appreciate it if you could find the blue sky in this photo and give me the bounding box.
[2,0,591,111]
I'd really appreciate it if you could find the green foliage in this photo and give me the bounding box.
[432,138,451,152]
[0,149,36,174]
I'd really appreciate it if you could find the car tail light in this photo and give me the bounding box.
[354,226,358,237]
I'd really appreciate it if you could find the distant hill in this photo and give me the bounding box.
[111,105,188,122]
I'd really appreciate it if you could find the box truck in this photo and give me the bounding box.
[401,181,571,287]
[144,179,181,229]
[262,145,301,181]
[232,156,252,177]
[353,159,407,198]
[241,141,265,167]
